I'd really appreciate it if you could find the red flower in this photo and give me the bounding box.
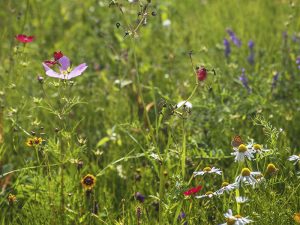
[197,67,207,81]
[54,51,63,61]
[44,60,57,67]
[15,34,34,43]
[183,185,202,196]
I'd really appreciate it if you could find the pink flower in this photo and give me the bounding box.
[43,51,64,67]
[15,34,34,43]
[183,185,202,196]
[42,55,87,80]
[197,67,207,81]
[43,60,57,67]
[54,51,63,61]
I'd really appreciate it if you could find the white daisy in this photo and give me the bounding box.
[220,209,253,225]
[247,141,270,154]
[288,154,300,165]
[193,166,222,176]
[195,191,215,199]
[231,144,255,162]
[236,196,249,204]
[235,168,261,187]
[215,182,238,195]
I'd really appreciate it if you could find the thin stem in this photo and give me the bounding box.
[181,119,186,179]
[158,162,165,225]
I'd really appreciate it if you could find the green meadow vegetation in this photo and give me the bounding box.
[1,0,300,224]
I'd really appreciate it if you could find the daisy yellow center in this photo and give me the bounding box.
[222,181,229,187]
[241,168,251,177]
[294,213,300,223]
[235,215,242,218]
[238,144,247,153]
[266,163,277,174]
[253,144,262,151]
[298,154,300,158]
[205,191,214,195]
[203,167,212,172]
[226,218,236,225]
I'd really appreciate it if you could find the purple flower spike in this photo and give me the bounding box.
[296,56,300,70]
[247,40,255,65]
[223,38,231,58]
[42,55,88,80]
[271,72,279,90]
[248,40,254,49]
[135,192,145,203]
[226,28,241,47]
[239,68,251,93]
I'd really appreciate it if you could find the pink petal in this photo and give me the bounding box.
[58,56,70,71]
[67,63,88,79]
[42,63,63,79]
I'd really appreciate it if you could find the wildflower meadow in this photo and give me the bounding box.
[1,0,300,224]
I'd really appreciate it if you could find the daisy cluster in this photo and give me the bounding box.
[183,137,285,224]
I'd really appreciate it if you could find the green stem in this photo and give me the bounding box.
[158,162,165,225]
[181,120,186,179]
[60,136,65,224]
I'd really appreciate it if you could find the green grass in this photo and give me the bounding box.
[0,0,300,224]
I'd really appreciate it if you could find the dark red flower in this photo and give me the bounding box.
[197,67,207,81]
[44,60,57,67]
[15,34,34,43]
[183,185,202,196]
[54,51,63,61]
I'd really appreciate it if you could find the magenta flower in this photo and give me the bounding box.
[42,56,87,80]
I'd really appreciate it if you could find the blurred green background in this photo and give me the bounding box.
[0,0,300,224]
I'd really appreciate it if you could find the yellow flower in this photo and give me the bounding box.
[8,194,17,204]
[33,137,43,145]
[26,137,43,147]
[26,138,34,147]
[294,213,300,224]
[81,174,96,190]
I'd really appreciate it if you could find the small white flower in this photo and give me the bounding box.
[195,191,215,199]
[193,166,222,176]
[247,141,270,154]
[288,154,300,165]
[220,209,253,225]
[231,144,255,162]
[176,101,192,110]
[216,182,238,195]
[162,19,171,27]
[235,168,261,187]
[236,196,249,204]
